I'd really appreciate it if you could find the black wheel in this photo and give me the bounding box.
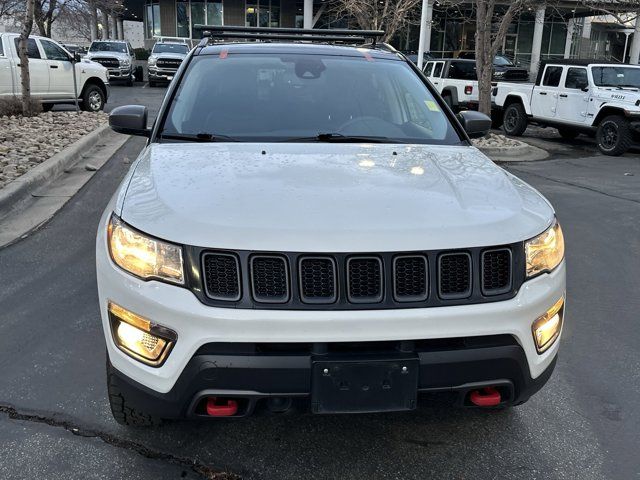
[491,110,503,129]
[107,359,161,427]
[596,115,632,156]
[149,80,156,87]
[558,127,579,139]
[41,103,54,112]
[126,74,134,87]
[502,103,527,136]
[81,84,105,112]
[134,66,144,82]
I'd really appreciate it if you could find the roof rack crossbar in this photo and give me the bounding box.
[200,32,367,44]
[194,25,384,39]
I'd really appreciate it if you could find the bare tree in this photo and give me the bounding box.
[330,0,423,42]
[34,0,65,37]
[18,0,36,116]
[0,0,21,18]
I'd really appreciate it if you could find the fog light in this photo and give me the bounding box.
[532,297,564,354]
[108,302,177,367]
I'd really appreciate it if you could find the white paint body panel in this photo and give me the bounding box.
[118,143,554,252]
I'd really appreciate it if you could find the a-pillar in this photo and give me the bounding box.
[529,6,545,78]
[629,13,640,65]
[303,0,313,29]
[563,18,575,59]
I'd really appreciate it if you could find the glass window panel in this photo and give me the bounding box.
[542,66,563,86]
[152,4,161,36]
[145,5,153,38]
[177,1,190,37]
[259,7,269,27]
[246,6,257,26]
[270,6,279,27]
[207,2,224,26]
[191,1,205,37]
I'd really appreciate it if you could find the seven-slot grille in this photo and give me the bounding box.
[157,58,183,69]
[91,57,119,68]
[198,247,518,309]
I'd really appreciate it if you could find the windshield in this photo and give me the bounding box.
[493,56,513,66]
[153,43,189,54]
[161,53,461,144]
[592,66,640,88]
[89,42,126,53]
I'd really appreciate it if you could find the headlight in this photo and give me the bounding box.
[107,214,184,284]
[120,58,131,67]
[148,56,157,66]
[525,220,565,278]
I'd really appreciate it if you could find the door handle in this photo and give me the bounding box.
[50,65,58,69]
[539,92,547,95]
[559,94,567,98]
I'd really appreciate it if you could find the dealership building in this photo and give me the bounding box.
[121,0,640,70]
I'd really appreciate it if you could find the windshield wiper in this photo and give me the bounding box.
[283,133,401,143]
[159,132,240,142]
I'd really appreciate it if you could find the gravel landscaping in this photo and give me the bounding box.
[472,132,528,149]
[0,111,108,190]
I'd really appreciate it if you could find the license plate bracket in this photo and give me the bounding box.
[311,357,419,414]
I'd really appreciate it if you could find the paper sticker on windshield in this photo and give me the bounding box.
[425,100,440,112]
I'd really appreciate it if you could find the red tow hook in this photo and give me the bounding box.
[469,387,502,407]
[206,397,238,417]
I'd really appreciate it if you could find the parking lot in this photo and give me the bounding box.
[1,83,639,479]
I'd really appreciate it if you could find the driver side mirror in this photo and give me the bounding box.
[457,110,491,139]
[109,105,150,137]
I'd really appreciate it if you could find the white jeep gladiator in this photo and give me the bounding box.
[97,27,566,425]
[495,60,640,155]
[0,33,109,111]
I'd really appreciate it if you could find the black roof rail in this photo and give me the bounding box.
[195,25,384,47]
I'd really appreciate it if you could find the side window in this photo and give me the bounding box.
[433,62,444,78]
[41,40,69,61]
[542,66,563,87]
[565,67,588,89]
[0,39,4,56]
[13,38,42,59]
[448,62,477,80]
[424,62,433,76]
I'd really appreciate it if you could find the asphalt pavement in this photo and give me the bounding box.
[1,84,639,480]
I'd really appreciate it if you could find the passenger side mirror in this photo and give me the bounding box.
[457,110,491,139]
[73,52,83,63]
[580,85,589,92]
[109,105,151,137]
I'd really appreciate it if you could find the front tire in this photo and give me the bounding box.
[502,103,527,136]
[596,115,632,156]
[107,359,161,427]
[81,85,105,112]
[558,127,579,139]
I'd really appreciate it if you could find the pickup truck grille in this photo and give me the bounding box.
[91,57,119,68]
[156,58,182,69]
[193,244,524,310]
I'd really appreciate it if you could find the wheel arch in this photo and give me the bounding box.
[593,106,626,126]
[503,94,530,115]
[80,77,108,102]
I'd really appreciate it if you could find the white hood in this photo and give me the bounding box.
[119,143,554,252]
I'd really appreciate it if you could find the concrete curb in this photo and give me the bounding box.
[0,123,111,216]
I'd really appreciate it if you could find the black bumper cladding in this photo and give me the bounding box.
[110,335,557,419]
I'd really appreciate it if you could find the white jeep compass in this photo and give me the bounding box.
[97,27,566,426]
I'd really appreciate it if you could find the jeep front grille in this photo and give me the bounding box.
[196,244,522,310]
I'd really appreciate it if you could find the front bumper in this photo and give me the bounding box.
[97,211,566,403]
[148,67,177,82]
[106,66,132,79]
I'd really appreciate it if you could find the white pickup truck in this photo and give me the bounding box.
[494,60,640,156]
[0,33,110,112]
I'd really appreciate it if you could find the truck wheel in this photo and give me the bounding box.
[558,127,579,139]
[81,85,105,112]
[107,359,161,427]
[126,74,134,87]
[502,103,527,136]
[149,80,156,88]
[596,115,632,156]
[41,103,54,112]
